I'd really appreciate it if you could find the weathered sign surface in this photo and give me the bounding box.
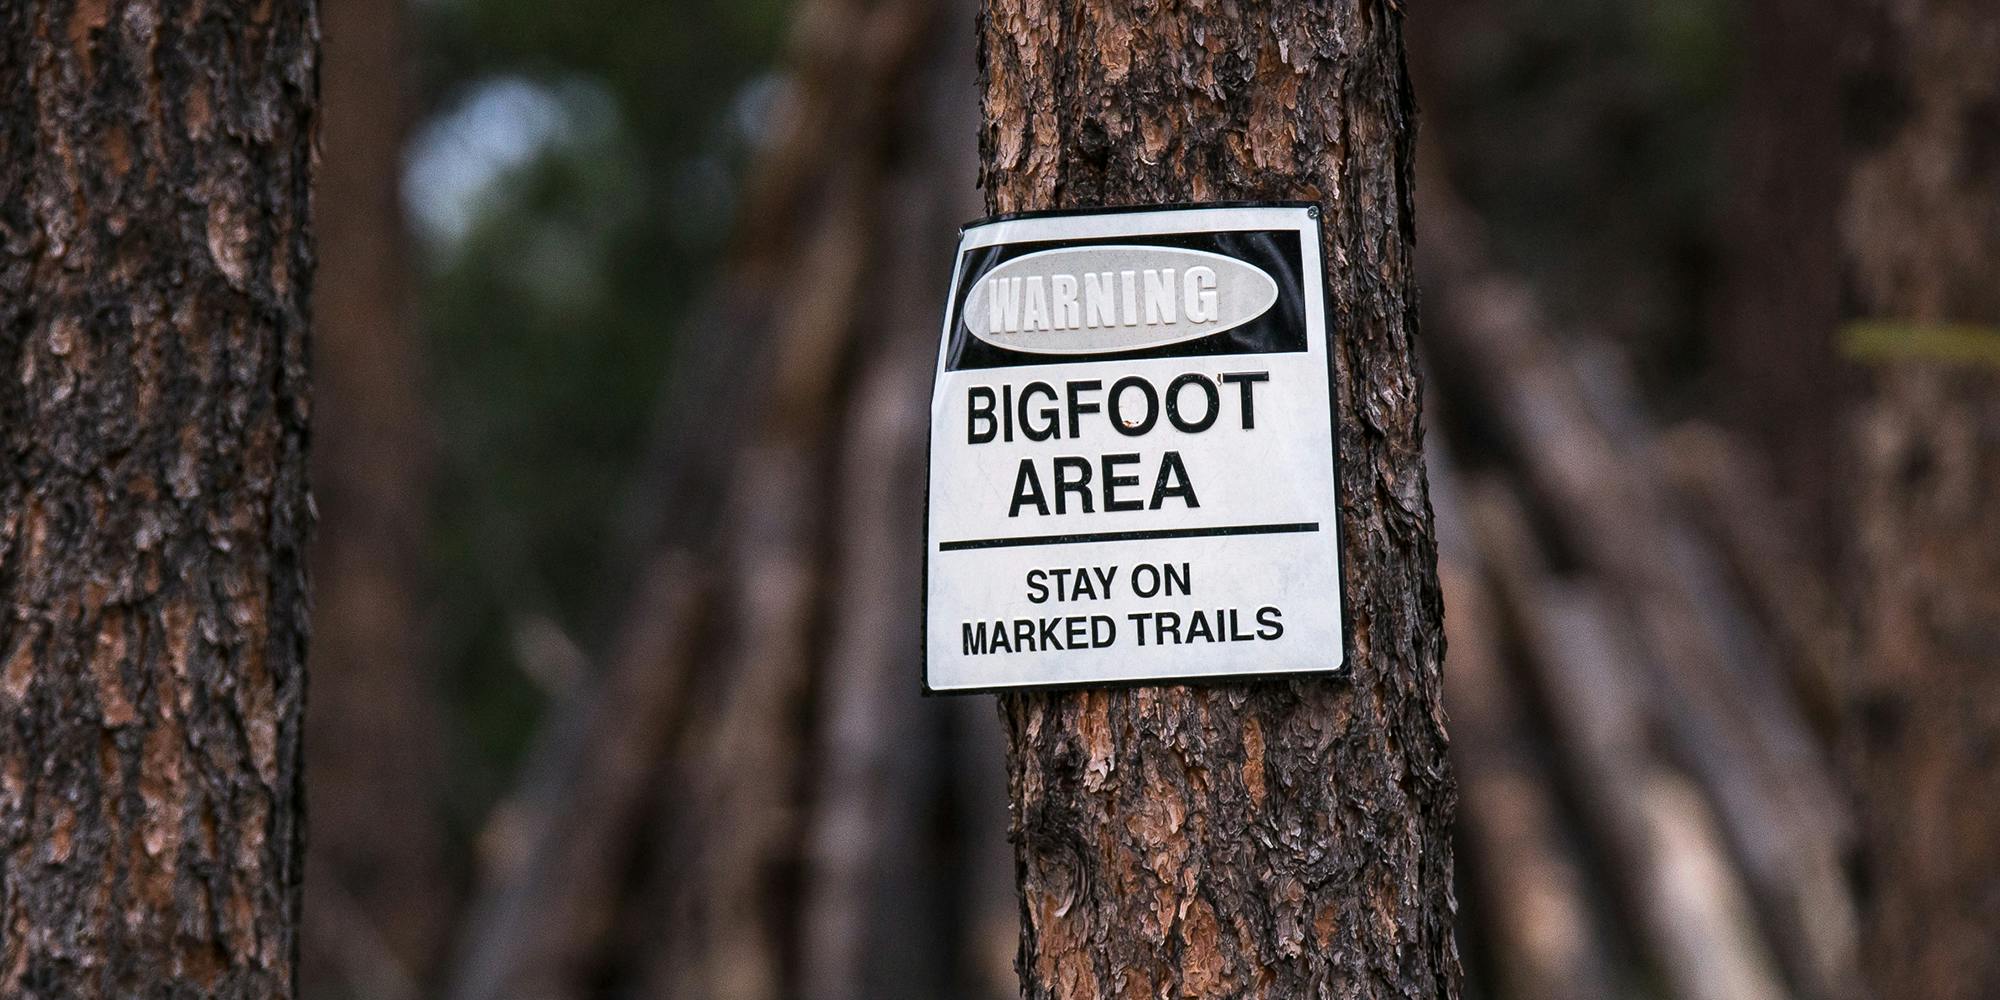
[924,204,1346,692]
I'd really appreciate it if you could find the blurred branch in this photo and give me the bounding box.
[1656,424,1845,740]
[1432,448,1637,1000]
[445,2,985,999]
[1468,480,1791,1000]
[303,854,426,1000]
[1839,321,2000,369]
[1420,167,1860,1000]
[447,554,709,1000]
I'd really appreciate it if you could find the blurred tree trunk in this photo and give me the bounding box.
[307,0,447,994]
[1841,2,2000,999]
[0,2,316,996]
[1712,0,1848,559]
[639,3,997,996]
[978,4,1459,998]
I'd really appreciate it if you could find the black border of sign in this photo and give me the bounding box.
[919,201,1353,696]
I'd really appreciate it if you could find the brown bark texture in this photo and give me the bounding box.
[306,0,447,992]
[1842,2,2000,998]
[0,0,316,997]
[978,4,1459,998]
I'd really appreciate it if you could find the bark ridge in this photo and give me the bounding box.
[0,1,317,995]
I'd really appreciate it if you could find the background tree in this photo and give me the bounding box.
[1710,0,1847,555]
[0,1,316,995]
[307,0,451,994]
[978,4,1461,996]
[1841,1,2000,997]
[442,1,1014,997]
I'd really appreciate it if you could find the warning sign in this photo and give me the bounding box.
[923,204,1346,693]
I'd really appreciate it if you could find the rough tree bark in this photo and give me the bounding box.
[0,1,316,997]
[306,0,447,993]
[979,4,1459,997]
[1841,2,2000,998]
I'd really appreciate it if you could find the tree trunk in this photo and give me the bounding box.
[1710,0,1849,560]
[1841,2,2000,998]
[978,5,1459,997]
[306,0,447,993]
[0,1,316,997]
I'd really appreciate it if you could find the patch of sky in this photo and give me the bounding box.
[404,75,620,246]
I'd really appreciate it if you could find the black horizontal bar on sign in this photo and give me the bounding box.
[938,522,1320,552]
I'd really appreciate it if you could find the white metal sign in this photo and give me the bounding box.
[923,204,1345,693]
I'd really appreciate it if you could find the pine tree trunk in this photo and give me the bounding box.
[1842,2,2000,998]
[978,4,1459,997]
[0,2,316,996]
